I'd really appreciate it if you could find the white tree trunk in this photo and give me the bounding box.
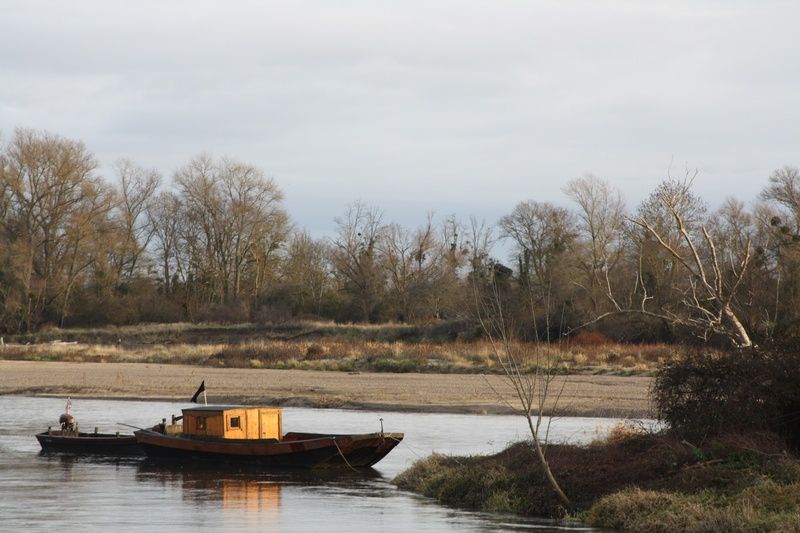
[722,306,752,348]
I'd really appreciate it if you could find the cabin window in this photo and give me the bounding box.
[196,416,206,430]
[229,416,241,429]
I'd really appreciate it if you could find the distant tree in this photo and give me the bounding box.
[281,231,334,316]
[111,159,160,281]
[331,202,385,321]
[175,154,289,305]
[757,166,800,337]
[761,166,800,232]
[379,214,448,322]
[498,201,577,336]
[0,128,113,330]
[430,214,471,319]
[499,201,576,291]
[466,215,496,279]
[563,175,626,316]
[146,191,184,294]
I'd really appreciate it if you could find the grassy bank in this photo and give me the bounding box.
[393,427,800,531]
[0,321,688,375]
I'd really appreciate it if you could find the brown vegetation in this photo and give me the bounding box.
[394,427,800,531]
[3,127,800,351]
[654,346,800,449]
[0,321,687,374]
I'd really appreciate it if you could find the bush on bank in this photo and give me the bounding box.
[654,347,800,449]
[393,429,800,530]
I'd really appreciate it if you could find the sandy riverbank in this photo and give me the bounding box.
[0,360,653,417]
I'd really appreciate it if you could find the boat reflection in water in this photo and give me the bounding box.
[38,450,142,482]
[220,478,281,513]
[135,460,383,529]
[136,462,284,528]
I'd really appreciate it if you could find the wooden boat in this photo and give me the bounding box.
[36,429,143,455]
[134,405,403,468]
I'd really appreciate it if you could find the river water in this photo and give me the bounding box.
[0,396,637,532]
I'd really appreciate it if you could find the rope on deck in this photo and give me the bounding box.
[333,437,359,472]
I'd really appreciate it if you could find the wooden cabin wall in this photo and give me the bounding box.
[181,407,283,439]
[258,408,282,439]
[207,414,224,436]
[183,412,224,436]
[223,409,247,439]
[183,412,198,435]
[245,409,259,439]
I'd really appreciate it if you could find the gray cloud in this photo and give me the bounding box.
[1,0,798,236]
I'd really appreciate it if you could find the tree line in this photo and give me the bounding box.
[1,128,799,347]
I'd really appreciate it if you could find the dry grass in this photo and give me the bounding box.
[0,335,687,374]
[590,420,650,446]
[586,481,800,532]
[0,320,703,375]
[3,320,430,345]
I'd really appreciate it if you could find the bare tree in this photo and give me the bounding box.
[175,154,288,304]
[146,191,184,294]
[498,202,576,336]
[761,166,800,232]
[757,166,800,337]
[57,181,116,326]
[473,279,571,509]
[499,201,575,291]
[282,230,333,316]
[586,174,754,347]
[466,215,495,278]
[331,202,385,321]
[416,214,470,320]
[564,175,626,315]
[379,214,445,322]
[112,159,161,280]
[221,159,289,298]
[0,128,110,330]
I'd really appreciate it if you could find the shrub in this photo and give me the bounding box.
[370,358,420,373]
[571,331,612,346]
[595,421,648,446]
[305,343,327,358]
[196,302,250,323]
[572,353,588,365]
[654,347,800,449]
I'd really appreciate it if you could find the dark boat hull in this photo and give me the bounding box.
[134,429,403,468]
[36,431,143,455]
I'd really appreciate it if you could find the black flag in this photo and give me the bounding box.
[190,381,206,403]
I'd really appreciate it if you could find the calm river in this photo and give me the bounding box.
[0,396,636,532]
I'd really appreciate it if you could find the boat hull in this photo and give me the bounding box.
[134,429,403,468]
[36,431,143,455]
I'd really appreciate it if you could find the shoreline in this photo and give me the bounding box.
[0,360,654,418]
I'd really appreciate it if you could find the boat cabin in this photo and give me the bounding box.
[182,406,282,440]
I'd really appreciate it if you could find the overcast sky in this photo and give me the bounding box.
[1,1,798,239]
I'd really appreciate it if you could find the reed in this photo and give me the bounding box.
[0,335,690,374]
